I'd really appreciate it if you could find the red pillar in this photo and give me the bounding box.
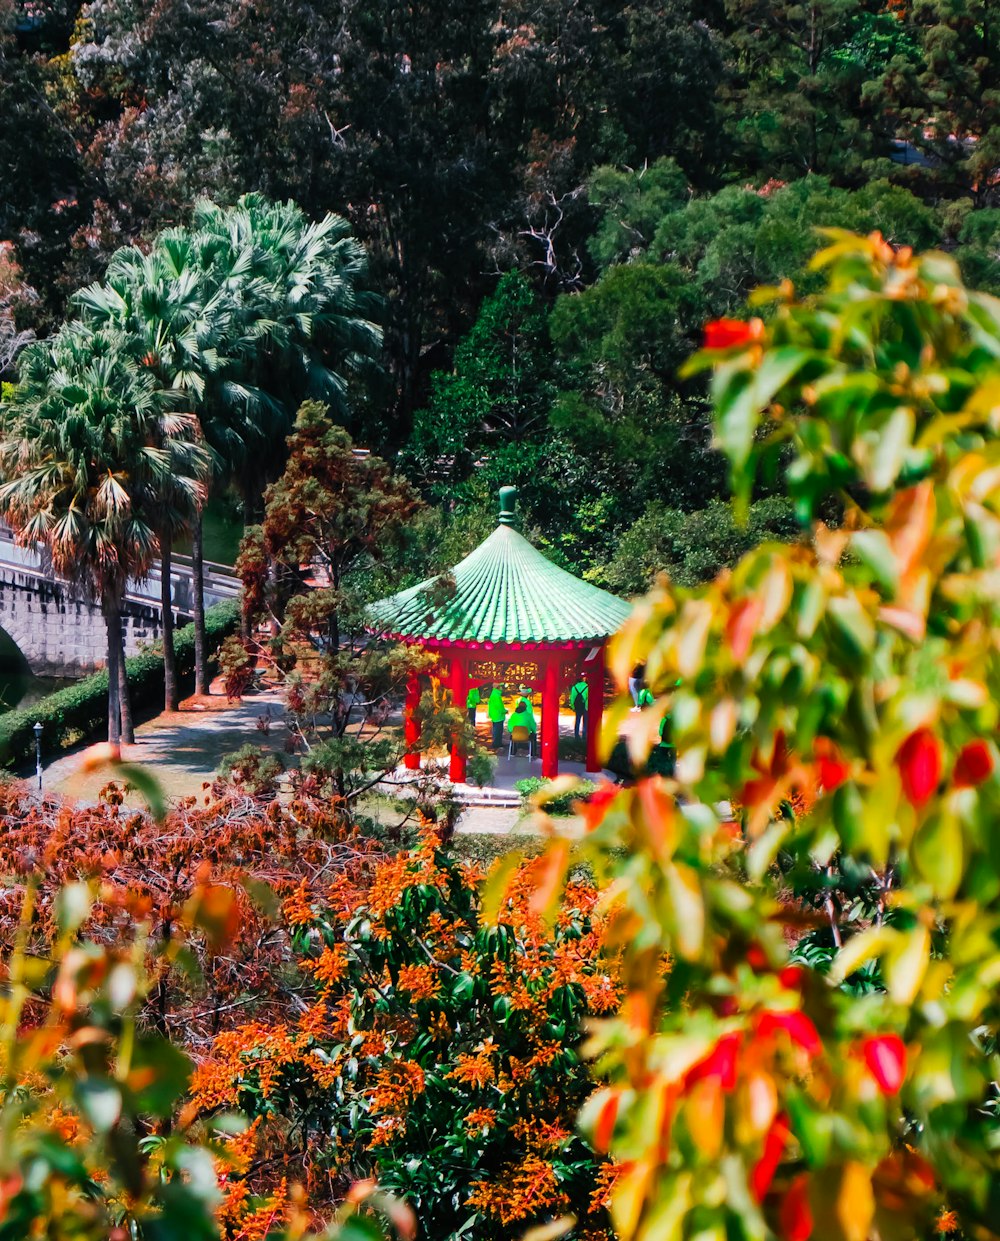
[449,652,468,784]
[404,670,421,770]
[541,654,560,779]
[585,646,605,774]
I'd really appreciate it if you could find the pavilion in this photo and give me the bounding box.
[369,487,631,781]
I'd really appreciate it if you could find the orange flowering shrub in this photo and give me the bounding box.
[0,872,411,1241]
[191,828,621,1239]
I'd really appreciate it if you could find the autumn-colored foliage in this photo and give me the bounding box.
[0,874,225,1239]
[190,826,621,1239]
[548,235,1000,1238]
[221,400,472,813]
[0,777,377,1050]
[0,860,413,1240]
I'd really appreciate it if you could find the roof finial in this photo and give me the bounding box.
[498,485,518,526]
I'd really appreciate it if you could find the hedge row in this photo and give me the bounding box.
[0,600,240,769]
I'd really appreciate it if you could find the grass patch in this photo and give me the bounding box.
[447,832,547,867]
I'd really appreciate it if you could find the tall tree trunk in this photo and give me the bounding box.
[161,528,178,710]
[103,594,122,750]
[192,513,207,696]
[118,632,135,744]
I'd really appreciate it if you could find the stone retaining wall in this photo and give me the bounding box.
[0,570,164,677]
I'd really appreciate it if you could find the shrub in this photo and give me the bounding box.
[515,775,598,815]
[190,828,621,1238]
[448,832,545,867]
[465,748,496,788]
[546,236,1000,1238]
[0,600,239,768]
[596,495,798,596]
[0,849,401,1239]
[215,743,286,797]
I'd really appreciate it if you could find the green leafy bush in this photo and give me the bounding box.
[465,749,496,788]
[0,600,239,768]
[515,776,598,815]
[215,743,285,797]
[192,834,620,1240]
[595,495,798,596]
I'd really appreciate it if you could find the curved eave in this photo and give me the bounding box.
[375,632,604,652]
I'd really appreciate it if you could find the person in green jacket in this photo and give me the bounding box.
[508,696,537,754]
[651,707,676,777]
[569,678,588,739]
[466,684,483,726]
[637,685,655,709]
[487,686,507,750]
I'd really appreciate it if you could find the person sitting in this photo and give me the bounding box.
[508,696,537,756]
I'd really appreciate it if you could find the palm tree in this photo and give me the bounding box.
[75,236,236,705]
[191,193,383,506]
[77,196,383,696]
[0,323,208,747]
[186,195,382,689]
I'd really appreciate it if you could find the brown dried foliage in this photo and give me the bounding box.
[0,778,379,1051]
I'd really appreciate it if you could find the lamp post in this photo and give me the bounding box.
[33,721,42,793]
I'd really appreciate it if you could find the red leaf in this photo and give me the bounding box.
[751,1111,790,1202]
[953,740,993,789]
[862,1033,907,1095]
[814,737,849,792]
[778,964,805,991]
[637,777,676,860]
[593,1090,619,1154]
[186,883,241,951]
[579,780,620,832]
[780,1174,813,1241]
[740,731,790,808]
[684,1031,742,1093]
[726,596,764,662]
[740,773,776,808]
[704,318,754,349]
[755,1009,822,1059]
[895,728,941,807]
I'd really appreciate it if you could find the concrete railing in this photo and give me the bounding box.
[0,525,240,616]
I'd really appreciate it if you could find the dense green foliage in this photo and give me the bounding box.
[397,170,1000,584]
[6,0,1000,591]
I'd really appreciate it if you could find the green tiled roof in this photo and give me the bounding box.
[370,522,631,646]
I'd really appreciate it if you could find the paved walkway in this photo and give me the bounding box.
[40,688,603,838]
[378,705,604,835]
[41,686,289,806]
